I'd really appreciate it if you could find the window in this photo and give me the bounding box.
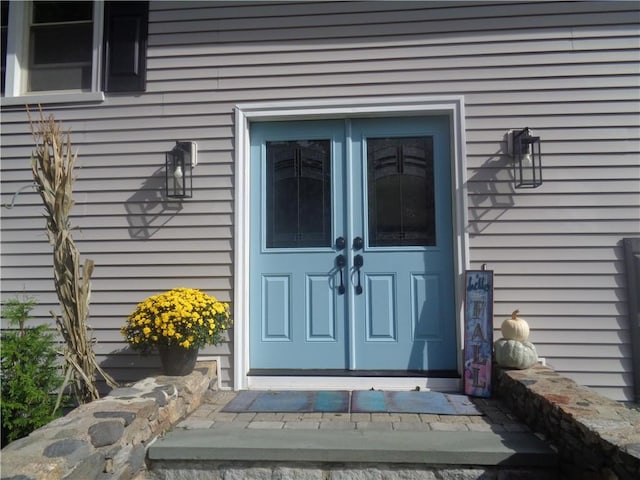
[28,1,94,92]
[2,0,147,100]
[367,136,436,247]
[265,140,332,248]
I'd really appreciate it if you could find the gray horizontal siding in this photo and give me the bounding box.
[2,1,639,399]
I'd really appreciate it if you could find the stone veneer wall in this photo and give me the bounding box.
[3,362,639,480]
[0,362,217,480]
[494,365,640,480]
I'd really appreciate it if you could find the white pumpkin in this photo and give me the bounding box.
[494,339,538,369]
[500,309,530,342]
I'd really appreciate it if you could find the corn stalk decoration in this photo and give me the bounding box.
[29,108,117,406]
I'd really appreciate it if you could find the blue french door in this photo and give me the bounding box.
[249,117,456,372]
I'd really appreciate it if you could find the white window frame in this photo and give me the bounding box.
[2,0,105,105]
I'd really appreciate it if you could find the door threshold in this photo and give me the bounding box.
[246,372,462,392]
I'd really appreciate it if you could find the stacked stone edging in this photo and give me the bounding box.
[0,362,217,480]
[494,365,640,480]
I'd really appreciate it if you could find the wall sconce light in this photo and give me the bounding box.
[509,128,542,188]
[166,141,197,198]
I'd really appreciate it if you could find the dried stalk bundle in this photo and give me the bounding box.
[29,108,117,406]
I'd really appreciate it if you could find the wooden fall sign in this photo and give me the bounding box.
[463,268,494,397]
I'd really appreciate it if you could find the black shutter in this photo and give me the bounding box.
[103,1,148,92]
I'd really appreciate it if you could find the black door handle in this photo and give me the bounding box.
[353,254,363,295]
[336,254,346,295]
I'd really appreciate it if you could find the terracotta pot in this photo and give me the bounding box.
[158,344,198,376]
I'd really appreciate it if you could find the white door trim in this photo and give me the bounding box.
[234,96,470,391]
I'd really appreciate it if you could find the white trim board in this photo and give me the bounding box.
[233,96,470,391]
[248,376,461,392]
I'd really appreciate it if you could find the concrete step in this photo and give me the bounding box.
[148,426,560,479]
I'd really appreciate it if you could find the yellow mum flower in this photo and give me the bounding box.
[122,287,232,354]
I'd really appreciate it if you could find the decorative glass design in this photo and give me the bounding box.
[266,140,331,248]
[367,137,435,247]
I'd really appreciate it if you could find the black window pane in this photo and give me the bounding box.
[33,1,92,24]
[28,64,92,91]
[266,140,331,248]
[31,24,93,64]
[367,137,435,247]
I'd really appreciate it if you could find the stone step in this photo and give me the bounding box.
[148,426,559,479]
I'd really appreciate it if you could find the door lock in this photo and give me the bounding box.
[335,236,346,250]
[353,236,363,251]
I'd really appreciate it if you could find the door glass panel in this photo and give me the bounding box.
[266,140,332,248]
[367,136,435,247]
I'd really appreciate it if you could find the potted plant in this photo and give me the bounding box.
[121,288,232,376]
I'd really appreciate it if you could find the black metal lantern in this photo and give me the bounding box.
[166,141,196,198]
[511,128,542,188]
